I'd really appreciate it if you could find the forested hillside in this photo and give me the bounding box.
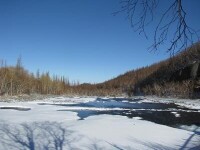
[1,43,200,98]
[97,42,200,98]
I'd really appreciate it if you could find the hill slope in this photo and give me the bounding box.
[97,43,200,98]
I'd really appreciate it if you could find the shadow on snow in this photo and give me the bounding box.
[0,121,199,150]
[0,121,77,150]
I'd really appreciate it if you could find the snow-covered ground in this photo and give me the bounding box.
[0,96,199,150]
[142,96,200,110]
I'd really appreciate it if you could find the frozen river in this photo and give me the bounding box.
[50,97,200,127]
[0,97,200,149]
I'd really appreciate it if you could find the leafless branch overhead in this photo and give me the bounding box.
[114,0,199,54]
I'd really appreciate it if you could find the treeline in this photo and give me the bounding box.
[71,83,121,97]
[0,58,71,96]
[1,43,200,98]
[0,56,122,97]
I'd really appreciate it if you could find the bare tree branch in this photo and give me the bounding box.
[114,0,199,54]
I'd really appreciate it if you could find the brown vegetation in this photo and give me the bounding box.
[97,42,200,98]
[1,43,200,98]
[0,58,70,96]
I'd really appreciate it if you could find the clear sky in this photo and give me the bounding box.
[0,0,199,83]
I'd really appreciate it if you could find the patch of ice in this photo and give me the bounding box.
[58,107,129,111]
[133,116,142,120]
[141,96,200,110]
[171,112,181,117]
[178,125,200,133]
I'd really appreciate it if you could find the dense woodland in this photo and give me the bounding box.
[1,43,200,98]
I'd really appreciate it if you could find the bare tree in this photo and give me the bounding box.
[114,0,199,55]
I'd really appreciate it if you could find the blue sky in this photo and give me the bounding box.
[0,0,199,83]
